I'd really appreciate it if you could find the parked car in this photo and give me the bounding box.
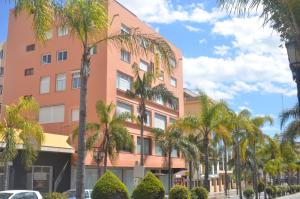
[0,190,42,199]
[64,189,92,199]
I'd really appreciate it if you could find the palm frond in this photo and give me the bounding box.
[280,103,299,128]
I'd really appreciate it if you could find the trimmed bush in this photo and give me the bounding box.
[257,181,265,194]
[243,188,254,199]
[92,171,130,199]
[191,186,208,199]
[132,172,165,199]
[44,193,66,199]
[266,186,276,198]
[169,185,190,199]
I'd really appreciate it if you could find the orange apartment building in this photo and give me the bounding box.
[0,43,5,116]
[3,0,185,193]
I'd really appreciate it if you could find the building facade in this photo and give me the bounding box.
[184,89,234,193]
[0,43,5,117]
[3,0,185,193]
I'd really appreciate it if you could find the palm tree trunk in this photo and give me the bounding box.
[140,100,145,166]
[3,161,9,190]
[76,48,89,199]
[237,142,242,199]
[263,171,267,199]
[189,161,193,190]
[297,168,300,184]
[204,133,210,191]
[97,162,101,179]
[168,151,172,192]
[224,143,228,196]
[253,142,258,199]
[103,130,109,173]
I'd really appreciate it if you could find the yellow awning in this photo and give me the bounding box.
[0,132,74,154]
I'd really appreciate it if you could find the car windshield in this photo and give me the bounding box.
[66,191,76,198]
[0,193,13,199]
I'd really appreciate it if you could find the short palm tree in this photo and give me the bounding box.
[151,126,198,192]
[280,141,298,185]
[0,97,44,190]
[128,65,177,166]
[74,100,134,178]
[177,92,227,191]
[280,103,300,144]
[12,1,176,198]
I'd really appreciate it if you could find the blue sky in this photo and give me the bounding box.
[0,0,297,136]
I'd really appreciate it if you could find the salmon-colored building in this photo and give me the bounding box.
[0,43,5,116]
[3,0,185,193]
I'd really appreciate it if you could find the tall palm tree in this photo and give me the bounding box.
[73,100,134,178]
[0,96,44,190]
[280,103,300,144]
[12,1,176,198]
[249,116,273,199]
[227,109,253,199]
[177,92,227,191]
[151,126,198,192]
[280,141,298,185]
[127,65,177,166]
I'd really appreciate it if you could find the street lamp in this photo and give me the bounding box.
[92,147,105,178]
[286,40,300,110]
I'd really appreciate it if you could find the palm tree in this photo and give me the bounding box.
[227,109,253,199]
[73,100,134,178]
[249,116,273,199]
[151,126,198,192]
[280,103,300,144]
[280,141,298,185]
[0,96,44,190]
[177,92,227,191]
[127,65,177,166]
[12,1,176,198]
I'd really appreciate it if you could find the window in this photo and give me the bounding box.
[40,76,50,94]
[155,144,163,156]
[42,54,51,64]
[159,71,164,80]
[39,105,65,124]
[121,24,130,35]
[171,148,178,157]
[116,102,132,116]
[117,72,132,91]
[137,109,151,127]
[26,44,35,52]
[72,71,80,89]
[137,137,151,155]
[58,26,68,36]
[121,49,130,63]
[0,85,3,95]
[0,50,3,59]
[171,77,177,87]
[139,60,149,72]
[24,68,34,76]
[45,30,53,39]
[56,73,66,91]
[154,113,166,130]
[0,67,4,76]
[169,118,176,124]
[154,96,164,105]
[71,109,79,121]
[90,46,97,55]
[57,51,67,62]
[169,58,176,68]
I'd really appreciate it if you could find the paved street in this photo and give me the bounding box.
[209,190,300,199]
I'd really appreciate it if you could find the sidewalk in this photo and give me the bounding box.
[209,190,239,199]
[277,192,300,199]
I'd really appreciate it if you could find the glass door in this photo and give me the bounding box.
[31,166,52,194]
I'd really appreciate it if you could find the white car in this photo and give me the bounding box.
[64,189,92,199]
[0,190,42,199]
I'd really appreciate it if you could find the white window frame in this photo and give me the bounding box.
[139,60,149,72]
[116,102,132,116]
[45,30,53,40]
[40,76,50,94]
[154,113,167,130]
[58,26,68,36]
[121,49,130,63]
[57,50,67,62]
[71,108,79,121]
[121,24,130,35]
[72,71,80,89]
[117,72,132,91]
[56,73,66,91]
[39,105,65,124]
[90,46,97,55]
[171,77,177,87]
[41,54,51,64]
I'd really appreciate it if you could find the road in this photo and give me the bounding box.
[209,191,300,199]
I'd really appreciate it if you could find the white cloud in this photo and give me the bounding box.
[199,39,207,44]
[183,16,295,100]
[117,0,225,24]
[185,25,201,32]
[238,106,252,112]
[214,45,230,56]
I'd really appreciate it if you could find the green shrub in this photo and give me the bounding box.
[243,188,254,199]
[44,193,66,199]
[191,186,208,199]
[169,185,190,199]
[266,186,274,198]
[132,172,165,199]
[257,181,265,193]
[92,171,130,199]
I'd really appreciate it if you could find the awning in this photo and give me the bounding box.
[0,132,74,154]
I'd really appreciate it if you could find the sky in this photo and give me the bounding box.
[0,0,298,136]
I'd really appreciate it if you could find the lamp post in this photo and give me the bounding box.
[286,40,300,111]
[92,147,105,178]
